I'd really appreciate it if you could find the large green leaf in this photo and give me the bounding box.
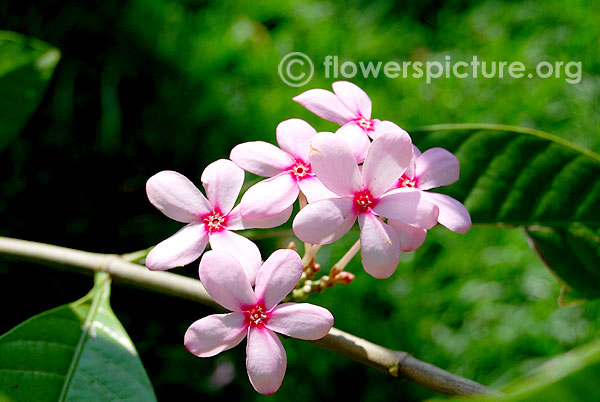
[412,124,600,298]
[0,272,156,401]
[431,339,600,402]
[412,124,600,227]
[0,31,60,151]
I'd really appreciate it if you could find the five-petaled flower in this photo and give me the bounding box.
[230,119,336,221]
[145,159,290,283]
[184,249,334,395]
[294,81,383,162]
[389,146,472,249]
[293,126,439,279]
[293,81,412,164]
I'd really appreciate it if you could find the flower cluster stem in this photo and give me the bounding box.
[0,236,501,398]
[332,239,361,272]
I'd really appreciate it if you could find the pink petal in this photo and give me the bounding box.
[331,81,372,119]
[208,230,262,285]
[413,144,422,158]
[293,89,357,125]
[297,176,338,203]
[227,205,293,231]
[368,120,409,140]
[362,128,413,197]
[198,250,257,311]
[254,249,303,310]
[145,223,208,271]
[387,220,427,252]
[276,119,316,162]
[265,302,333,340]
[421,192,472,234]
[335,123,371,163]
[230,141,295,177]
[201,159,244,214]
[373,188,439,229]
[415,148,460,190]
[309,132,362,197]
[358,213,402,279]
[246,327,287,395]
[404,145,422,179]
[239,173,299,221]
[184,312,247,357]
[292,197,356,245]
[146,170,212,223]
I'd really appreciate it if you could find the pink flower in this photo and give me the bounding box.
[184,249,334,395]
[292,127,439,279]
[293,81,381,162]
[230,119,336,221]
[391,146,472,240]
[293,80,379,135]
[145,159,290,282]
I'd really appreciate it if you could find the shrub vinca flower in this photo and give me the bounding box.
[184,249,334,394]
[230,119,335,221]
[145,159,290,283]
[392,146,472,238]
[293,81,382,162]
[293,128,439,278]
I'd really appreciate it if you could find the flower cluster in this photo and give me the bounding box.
[145,81,471,393]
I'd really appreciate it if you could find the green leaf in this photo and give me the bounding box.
[0,31,60,152]
[411,124,600,227]
[412,124,600,298]
[430,339,600,402]
[526,224,600,299]
[0,272,157,402]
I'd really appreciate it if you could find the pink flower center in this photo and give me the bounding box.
[397,174,417,188]
[354,117,374,131]
[202,210,227,233]
[353,189,376,213]
[288,160,311,181]
[245,304,269,327]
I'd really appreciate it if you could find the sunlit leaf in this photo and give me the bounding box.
[0,31,60,151]
[0,272,156,401]
[413,124,600,297]
[412,124,600,227]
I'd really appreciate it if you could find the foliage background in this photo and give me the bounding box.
[1,0,599,401]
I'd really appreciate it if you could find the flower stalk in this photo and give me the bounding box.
[0,236,501,398]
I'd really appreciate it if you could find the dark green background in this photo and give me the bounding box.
[1,0,599,401]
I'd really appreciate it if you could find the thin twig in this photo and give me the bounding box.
[0,236,501,398]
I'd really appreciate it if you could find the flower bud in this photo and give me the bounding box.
[334,271,355,284]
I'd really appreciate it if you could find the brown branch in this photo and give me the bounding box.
[0,236,501,398]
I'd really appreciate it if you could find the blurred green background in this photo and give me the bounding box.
[1,0,599,400]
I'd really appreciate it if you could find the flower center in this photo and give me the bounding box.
[397,174,417,188]
[355,117,374,131]
[353,189,376,213]
[202,210,226,233]
[289,161,311,181]
[245,304,269,327]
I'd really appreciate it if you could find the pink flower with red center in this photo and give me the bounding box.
[294,81,412,163]
[293,81,380,135]
[184,249,334,395]
[388,147,472,249]
[292,128,440,279]
[145,159,290,283]
[230,119,336,221]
